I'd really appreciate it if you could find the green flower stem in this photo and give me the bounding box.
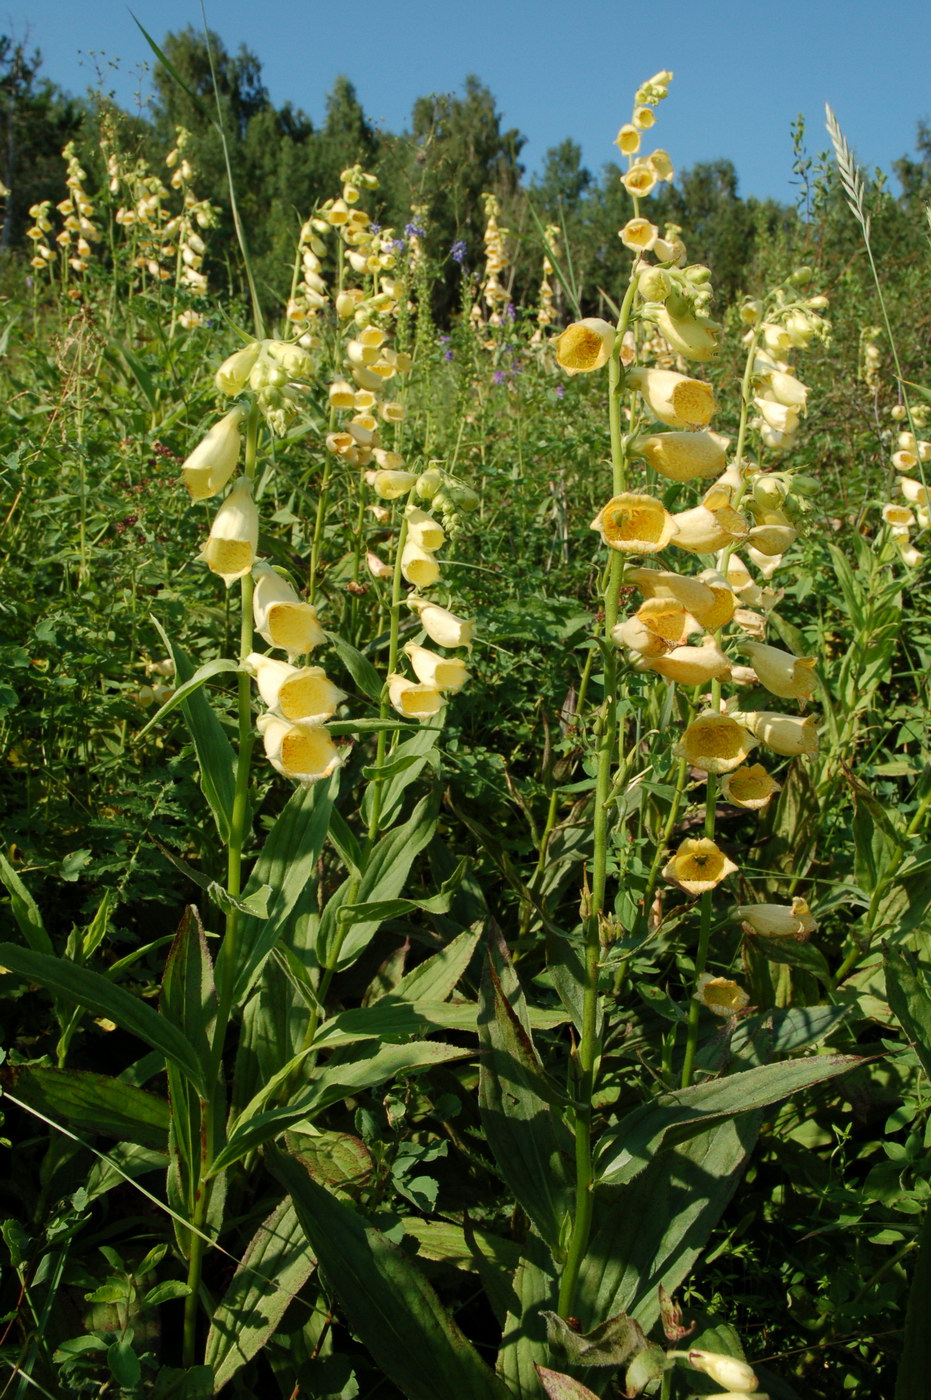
[559,281,636,1319]
[680,773,718,1089]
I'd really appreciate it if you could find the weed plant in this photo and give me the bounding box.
[0,58,930,1400]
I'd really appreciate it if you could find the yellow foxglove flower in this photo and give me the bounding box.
[591,493,677,552]
[372,448,406,471]
[737,709,819,757]
[721,762,780,810]
[620,217,657,251]
[736,897,816,940]
[328,379,356,409]
[745,522,796,556]
[733,607,768,639]
[898,541,924,566]
[181,407,246,501]
[257,714,341,783]
[883,503,914,528]
[688,1350,758,1393]
[555,318,616,375]
[898,477,930,507]
[401,541,441,587]
[632,104,656,129]
[405,508,446,551]
[252,562,325,655]
[404,643,469,692]
[612,616,672,658]
[675,713,757,773]
[633,595,698,642]
[692,570,737,630]
[669,503,747,554]
[409,597,474,648]
[626,566,716,617]
[215,343,261,396]
[648,148,674,180]
[743,641,817,701]
[626,368,716,428]
[724,555,762,603]
[764,368,809,409]
[645,636,730,685]
[615,124,641,155]
[662,837,738,894]
[387,673,445,720]
[694,975,750,1018]
[754,396,800,435]
[373,469,417,499]
[201,477,258,587]
[654,306,719,362]
[621,163,658,197]
[247,653,345,722]
[632,430,728,482]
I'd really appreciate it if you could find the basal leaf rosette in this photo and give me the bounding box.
[662,837,738,895]
[673,713,757,774]
[592,494,677,553]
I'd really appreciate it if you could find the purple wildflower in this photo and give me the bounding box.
[405,221,425,239]
[450,239,467,263]
[505,302,516,321]
[493,369,507,385]
[555,384,565,399]
[444,348,454,362]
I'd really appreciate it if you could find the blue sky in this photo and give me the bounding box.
[20,0,931,202]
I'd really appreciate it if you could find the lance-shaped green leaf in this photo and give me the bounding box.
[326,631,383,701]
[361,721,442,831]
[205,1197,316,1391]
[317,793,438,972]
[9,1067,169,1149]
[534,1367,601,1400]
[0,852,53,955]
[885,943,931,1082]
[478,927,573,1254]
[389,925,481,1003]
[151,619,237,844]
[135,657,243,739]
[336,856,466,926]
[0,944,206,1093]
[578,1116,757,1335]
[208,1040,468,1177]
[594,1054,861,1187]
[270,1149,513,1400]
[218,773,337,1004]
[497,1234,559,1397]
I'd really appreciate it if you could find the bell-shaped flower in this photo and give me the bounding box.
[626,368,716,428]
[215,342,261,396]
[257,714,341,784]
[591,493,677,553]
[762,368,809,410]
[620,216,657,250]
[733,607,768,639]
[687,1350,758,1393]
[408,597,474,648]
[721,762,780,810]
[736,897,817,940]
[694,975,750,1018]
[746,518,797,556]
[613,615,671,658]
[405,507,446,551]
[669,503,747,555]
[404,643,469,692]
[725,555,763,604]
[743,641,817,701]
[898,540,924,567]
[648,148,675,180]
[181,407,246,501]
[663,837,738,894]
[898,477,930,508]
[400,541,441,588]
[634,595,698,643]
[366,550,393,580]
[674,713,757,773]
[372,469,416,499]
[883,503,914,529]
[736,709,819,757]
[626,566,716,617]
[201,477,258,587]
[745,546,784,579]
[247,653,345,723]
[615,124,641,155]
[252,562,325,655]
[621,163,658,198]
[387,673,445,721]
[631,430,728,482]
[653,305,720,362]
[555,318,615,375]
[644,635,731,685]
[692,570,737,630]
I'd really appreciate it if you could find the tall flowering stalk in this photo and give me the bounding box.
[553,73,831,1315]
